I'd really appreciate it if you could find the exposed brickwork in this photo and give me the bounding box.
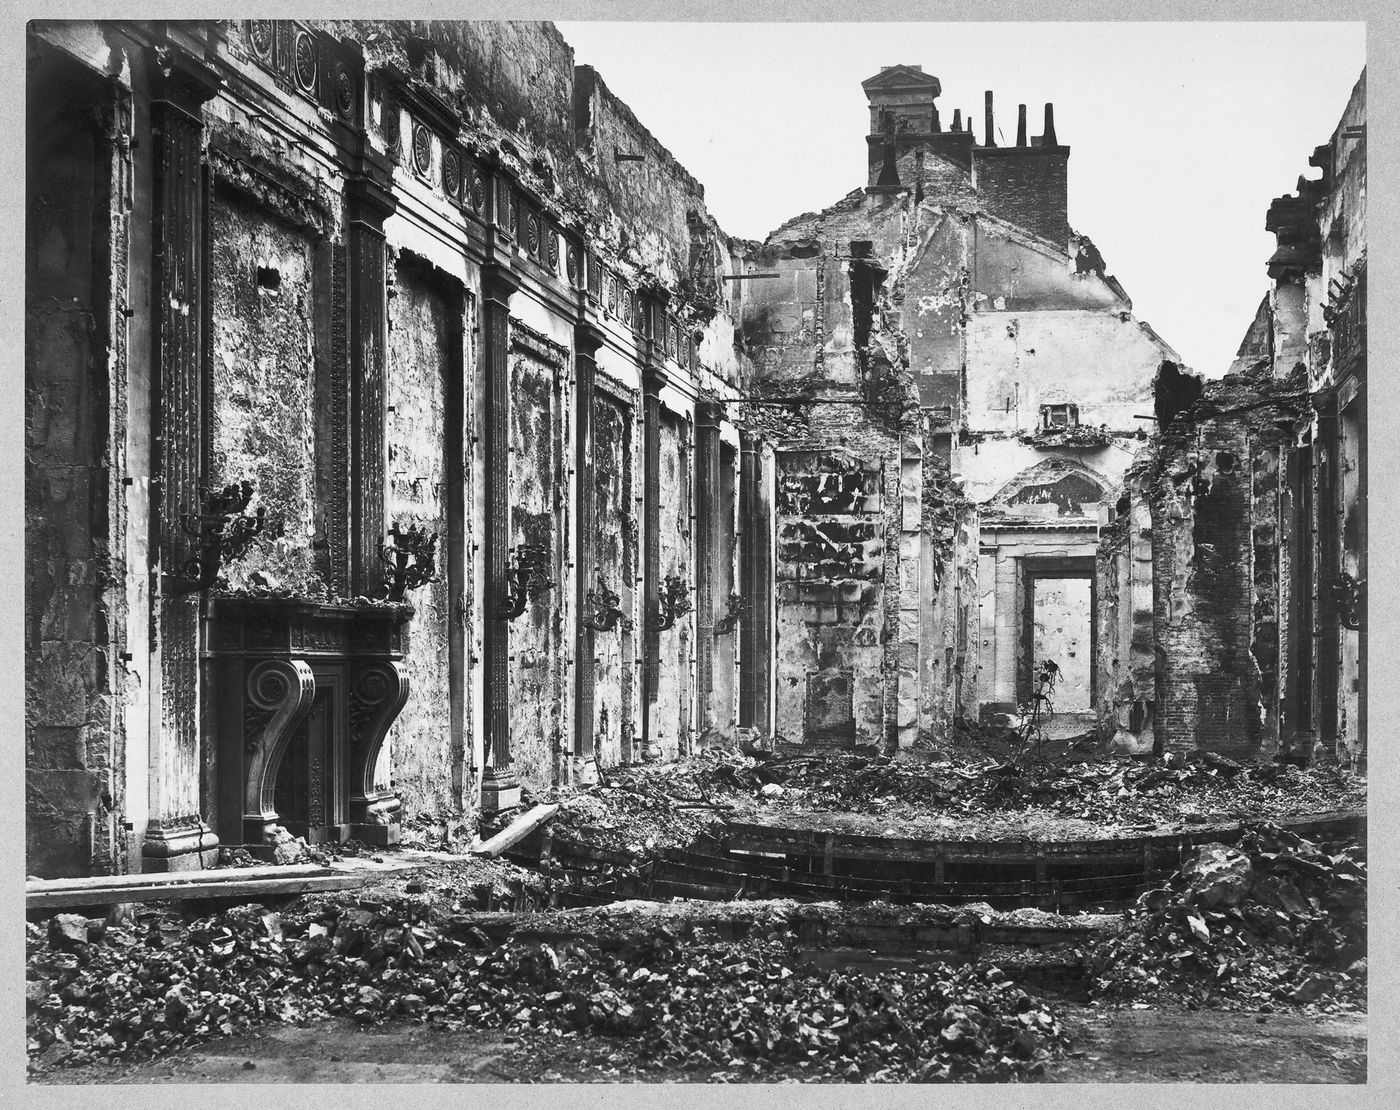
[973,148,1069,247]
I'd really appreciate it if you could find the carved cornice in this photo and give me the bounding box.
[481,263,521,308]
[147,43,222,117]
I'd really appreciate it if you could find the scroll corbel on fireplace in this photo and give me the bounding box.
[211,597,413,850]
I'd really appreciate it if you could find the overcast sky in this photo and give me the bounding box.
[555,21,1365,376]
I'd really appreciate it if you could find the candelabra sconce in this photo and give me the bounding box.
[498,543,554,621]
[714,592,749,636]
[581,574,632,633]
[174,480,271,594]
[656,573,693,631]
[1334,573,1363,631]
[382,522,439,602]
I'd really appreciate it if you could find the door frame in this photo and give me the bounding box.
[1019,555,1097,708]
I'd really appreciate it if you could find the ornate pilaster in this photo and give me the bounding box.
[144,44,221,870]
[347,147,397,597]
[481,264,522,811]
[573,322,605,783]
[694,400,722,731]
[739,433,772,733]
[640,299,668,758]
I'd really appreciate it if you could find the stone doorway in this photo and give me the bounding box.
[1019,556,1097,715]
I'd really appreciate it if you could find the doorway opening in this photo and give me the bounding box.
[1020,557,1097,719]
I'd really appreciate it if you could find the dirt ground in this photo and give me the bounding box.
[34,1004,1365,1085]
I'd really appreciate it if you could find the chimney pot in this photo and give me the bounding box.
[951,108,962,131]
[1043,103,1058,146]
[984,91,996,147]
[1017,104,1028,146]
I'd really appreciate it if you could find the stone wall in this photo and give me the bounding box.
[773,442,891,745]
[26,46,124,877]
[208,195,322,594]
[592,386,638,765]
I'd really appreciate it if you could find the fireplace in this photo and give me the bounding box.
[209,597,413,848]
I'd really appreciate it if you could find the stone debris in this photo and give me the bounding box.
[1085,824,1366,1011]
[547,745,1364,849]
[26,892,1070,1083]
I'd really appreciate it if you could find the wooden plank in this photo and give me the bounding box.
[27,863,328,894]
[472,804,560,859]
[27,872,367,911]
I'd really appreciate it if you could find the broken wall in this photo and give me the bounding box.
[964,309,1167,435]
[1147,398,1267,757]
[774,443,890,745]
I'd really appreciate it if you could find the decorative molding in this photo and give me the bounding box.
[442,147,462,199]
[347,660,411,829]
[293,29,317,92]
[411,122,433,177]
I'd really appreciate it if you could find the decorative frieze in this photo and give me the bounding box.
[241,21,361,127]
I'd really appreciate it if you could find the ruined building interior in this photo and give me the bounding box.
[25,21,1365,882]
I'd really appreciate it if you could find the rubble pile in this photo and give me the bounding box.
[575,747,1363,839]
[1085,824,1366,1010]
[27,896,1069,1083]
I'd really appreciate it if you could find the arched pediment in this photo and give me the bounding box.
[989,459,1110,518]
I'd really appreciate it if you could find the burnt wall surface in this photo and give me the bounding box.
[385,259,457,816]
[592,388,637,765]
[509,335,567,793]
[330,19,576,154]
[1148,396,1267,757]
[572,66,710,291]
[25,18,769,877]
[653,412,692,759]
[208,196,321,594]
[26,47,123,877]
[774,445,889,745]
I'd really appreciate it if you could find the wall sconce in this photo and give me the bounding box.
[656,573,693,631]
[1333,573,1363,631]
[382,522,439,601]
[498,543,554,621]
[714,592,749,635]
[581,574,632,633]
[174,479,270,594]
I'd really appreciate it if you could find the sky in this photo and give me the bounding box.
[555,21,1366,376]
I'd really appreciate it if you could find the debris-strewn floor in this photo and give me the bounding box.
[27,889,1072,1083]
[26,743,1367,1084]
[546,745,1365,850]
[34,1006,1367,1085]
